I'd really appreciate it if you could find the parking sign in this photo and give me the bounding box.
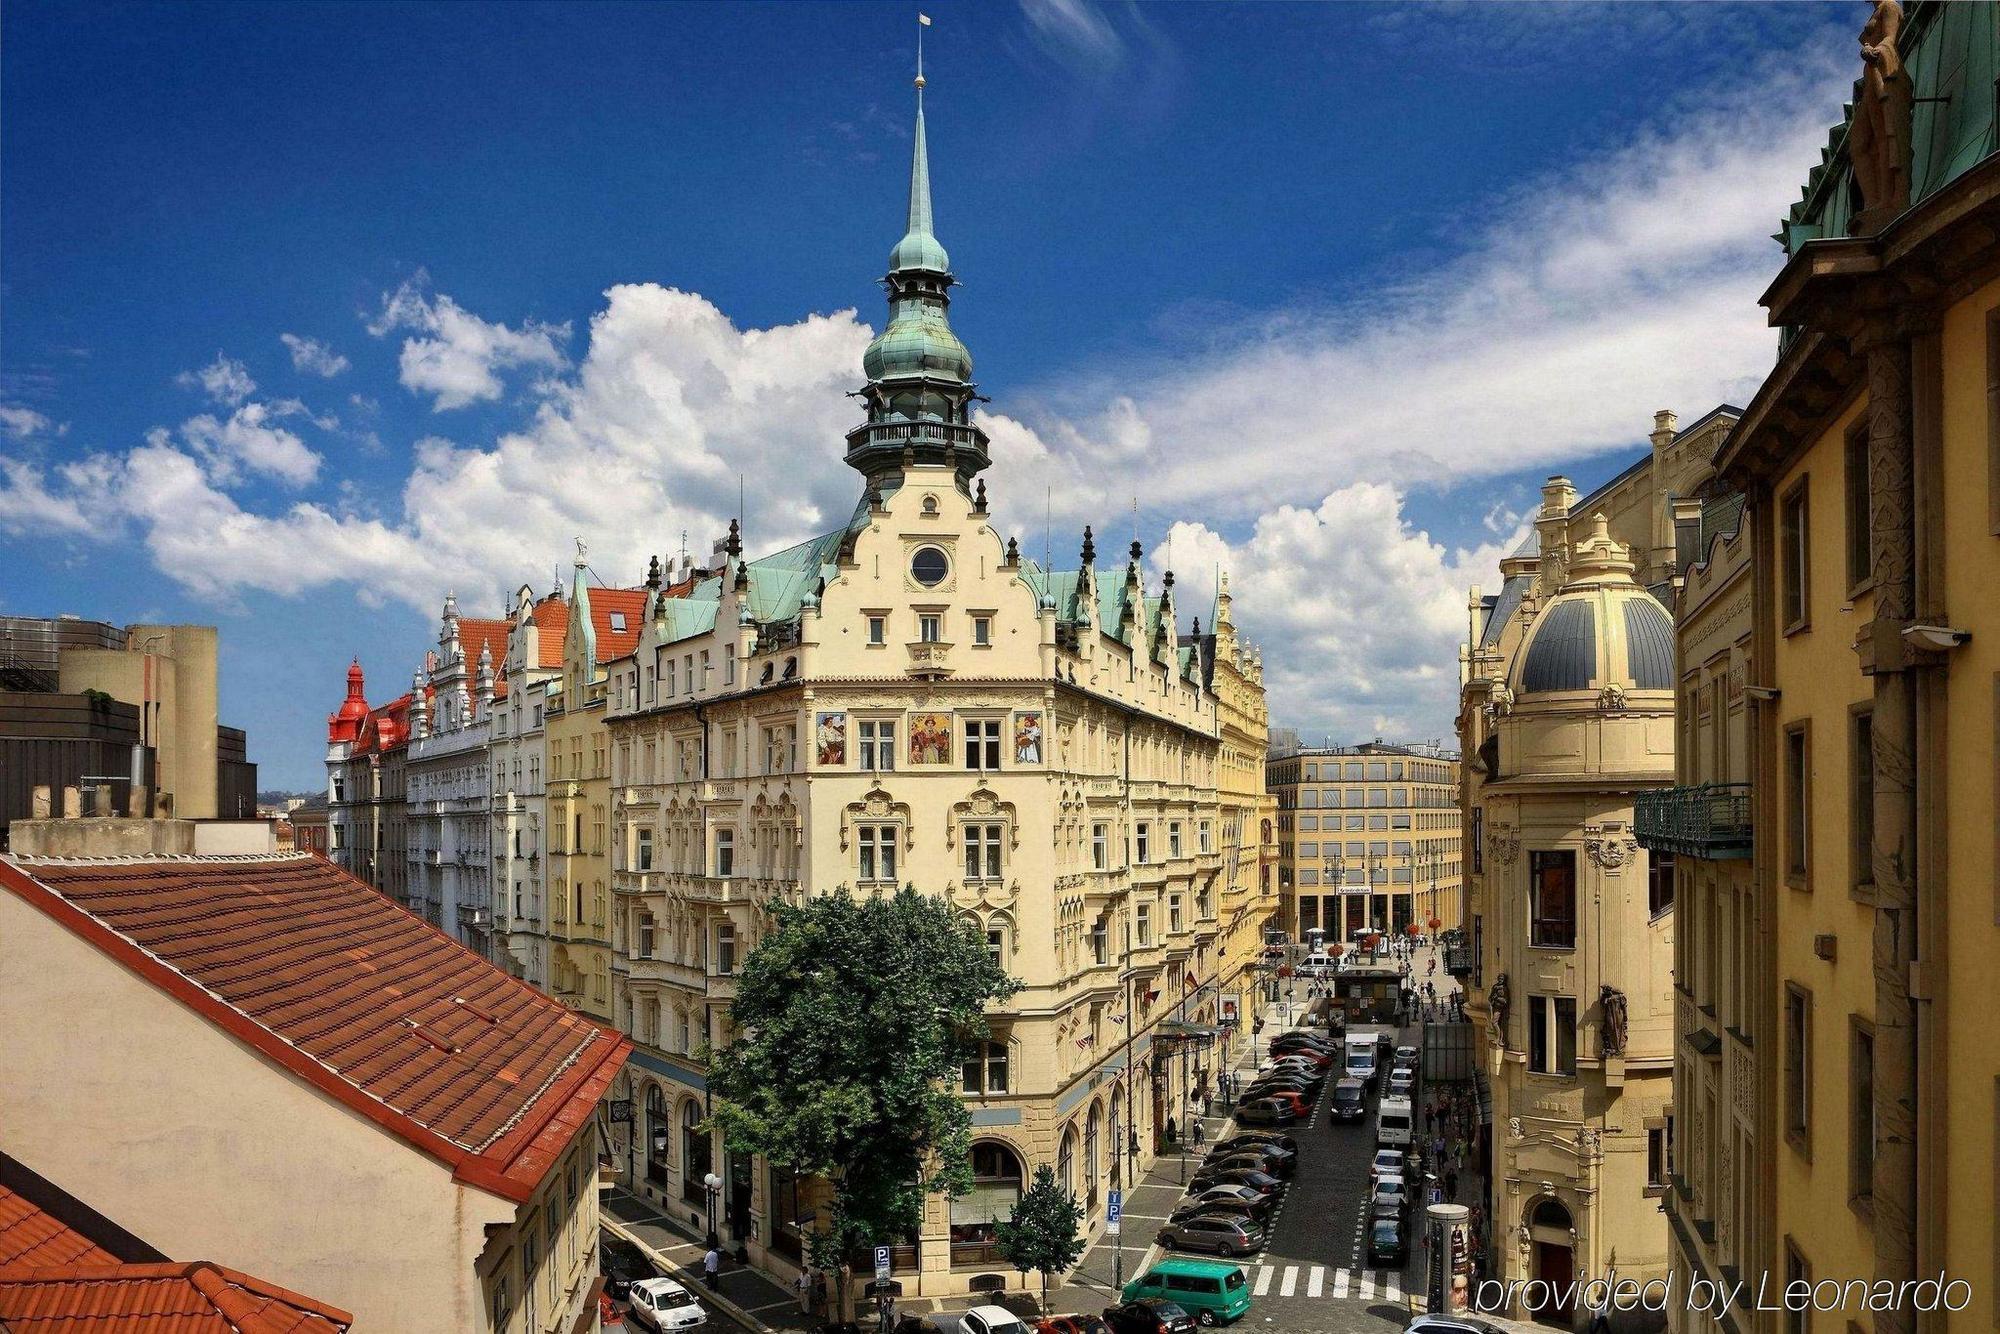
[874,1246,891,1282]
[1105,1189,1123,1235]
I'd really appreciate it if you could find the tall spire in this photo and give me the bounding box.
[847,16,990,491]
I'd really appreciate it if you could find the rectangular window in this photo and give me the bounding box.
[1198,820,1212,853]
[1471,807,1483,874]
[964,823,1003,881]
[961,1039,1008,1094]
[1136,823,1151,864]
[1785,723,1811,887]
[714,828,734,878]
[1785,983,1812,1153]
[1647,1125,1669,1188]
[858,826,900,882]
[1136,903,1153,946]
[972,615,992,647]
[1168,822,1183,858]
[868,615,886,646]
[1092,823,1109,870]
[1849,1017,1874,1212]
[1648,851,1675,918]
[986,927,1004,970]
[1781,477,1810,632]
[1529,849,1577,948]
[1850,709,1874,897]
[1528,995,1576,1076]
[724,644,736,685]
[716,922,737,976]
[638,913,655,958]
[965,718,1001,770]
[919,613,942,644]
[860,719,896,771]
[1785,1243,1811,1334]
[1168,894,1183,933]
[636,828,654,872]
[1845,420,1872,592]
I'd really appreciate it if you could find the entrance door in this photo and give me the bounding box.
[729,1154,753,1243]
[1528,1242,1574,1326]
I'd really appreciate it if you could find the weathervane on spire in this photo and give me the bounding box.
[917,12,930,90]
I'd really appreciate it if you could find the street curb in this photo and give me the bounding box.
[605,1216,777,1334]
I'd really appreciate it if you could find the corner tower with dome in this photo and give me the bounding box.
[594,54,1275,1299]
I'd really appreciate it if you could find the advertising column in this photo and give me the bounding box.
[1426,1202,1471,1313]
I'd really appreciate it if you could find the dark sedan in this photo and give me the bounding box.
[1214,1131,1297,1155]
[1187,1166,1283,1197]
[1103,1301,1197,1334]
[600,1234,658,1299]
[1204,1142,1295,1176]
[1368,1216,1408,1267]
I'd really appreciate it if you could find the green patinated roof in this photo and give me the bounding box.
[1783,2,1997,255]
[889,95,949,275]
[651,497,875,650]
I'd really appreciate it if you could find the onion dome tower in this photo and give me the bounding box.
[844,42,989,490]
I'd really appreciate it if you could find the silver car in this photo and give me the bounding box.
[1156,1213,1264,1257]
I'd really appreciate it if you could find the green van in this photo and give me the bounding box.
[1122,1258,1253,1325]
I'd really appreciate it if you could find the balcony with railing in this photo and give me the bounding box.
[1634,783,1752,860]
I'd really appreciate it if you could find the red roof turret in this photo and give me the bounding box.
[327,659,370,745]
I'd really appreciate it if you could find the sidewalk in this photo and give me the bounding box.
[604,1186,815,1334]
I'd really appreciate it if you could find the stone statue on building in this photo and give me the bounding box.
[1487,972,1511,1039]
[1600,984,1628,1057]
[1852,0,1910,229]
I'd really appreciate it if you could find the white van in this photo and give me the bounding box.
[1377,1094,1414,1148]
[1343,1033,1378,1086]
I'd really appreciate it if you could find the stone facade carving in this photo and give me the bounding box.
[1596,683,1626,711]
[1585,834,1630,870]
[1599,984,1628,1057]
[1488,824,1520,866]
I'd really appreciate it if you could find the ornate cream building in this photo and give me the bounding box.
[1457,406,1737,1324]
[599,71,1273,1297]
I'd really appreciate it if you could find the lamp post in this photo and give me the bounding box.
[703,1171,722,1250]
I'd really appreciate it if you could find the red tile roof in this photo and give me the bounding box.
[0,855,629,1204]
[590,589,649,662]
[531,595,570,670]
[0,1261,352,1333]
[0,1189,113,1269]
[458,618,511,679]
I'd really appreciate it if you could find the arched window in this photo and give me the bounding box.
[1084,1103,1102,1206]
[646,1085,670,1186]
[1058,1126,1077,1199]
[951,1142,1024,1263]
[682,1100,712,1205]
[1531,1197,1573,1231]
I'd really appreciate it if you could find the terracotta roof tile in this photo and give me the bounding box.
[457,619,511,680]
[0,1261,353,1332]
[0,855,629,1204]
[532,596,570,670]
[0,1189,113,1269]
[591,590,649,662]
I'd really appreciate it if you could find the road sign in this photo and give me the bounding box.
[874,1246,892,1283]
[1105,1190,1123,1235]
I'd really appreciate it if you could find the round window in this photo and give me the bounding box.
[911,546,949,587]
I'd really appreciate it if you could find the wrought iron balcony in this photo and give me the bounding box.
[1634,783,1752,860]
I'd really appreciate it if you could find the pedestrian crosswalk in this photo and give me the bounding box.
[1247,1263,1401,1303]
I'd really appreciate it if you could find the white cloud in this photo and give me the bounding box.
[1021,0,1125,67]
[280,333,351,377]
[368,276,570,411]
[0,459,94,536]
[0,405,60,440]
[176,354,257,406]
[1156,486,1513,746]
[161,401,322,487]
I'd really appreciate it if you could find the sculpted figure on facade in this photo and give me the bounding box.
[1851,0,1910,224]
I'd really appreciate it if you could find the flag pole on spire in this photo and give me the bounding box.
[917,12,930,90]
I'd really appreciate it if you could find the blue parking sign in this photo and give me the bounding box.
[1106,1190,1123,1235]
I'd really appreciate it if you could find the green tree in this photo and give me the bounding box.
[996,1163,1087,1310]
[707,888,1019,1312]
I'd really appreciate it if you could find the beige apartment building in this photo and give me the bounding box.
[1655,7,2000,1330]
[1268,740,1462,943]
[1458,406,1739,1324]
[0,816,626,1333]
[598,71,1273,1298]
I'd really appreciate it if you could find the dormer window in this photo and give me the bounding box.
[609,612,627,633]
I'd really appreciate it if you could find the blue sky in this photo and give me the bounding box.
[1,0,1857,788]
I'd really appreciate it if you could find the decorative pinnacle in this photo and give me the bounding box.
[1129,539,1143,563]
[1081,525,1096,564]
[646,554,662,589]
[724,518,742,558]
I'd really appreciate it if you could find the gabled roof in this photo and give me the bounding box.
[588,590,649,662]
[0,1261,352,1333]
[530,596,570,669]
[0,854,629,1205]
[456,619,511,678]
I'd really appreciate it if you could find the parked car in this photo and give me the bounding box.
[963,1307,1031,1334]
[1328,1079,1368,1123]
[601,1234,658,1299]
[1036,1316,1109,1334]
[1386,1066,1416,1097]
[1269,1033,1336,1057]
[1392,1045,1420,1069]
[1256,1055,1327,1079]
[1405,1319,1503,1334]
[1181,1184,1274,1219]
[1234,1098,1298,1127]
[1206,1141,1295,1176]
[1197,1153,1281,1182]
[1155,1214,1264,1257]
[1369,1175,1410,1218]
[1243,1077,1313,1103]
[627,1277,707,1332]
[1370,1149,1406,1182]
[1368,1215,1408,1267]
[1122,1259,1253,1327]
[1242,1089,1310,1119]
[1213,1131,1297,1156]
[1170,1195,1265,1228]
[1189,1166,1283,1198]
[1103,1299,1198,1334]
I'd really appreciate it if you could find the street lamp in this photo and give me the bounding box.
[702,1171,723,1250]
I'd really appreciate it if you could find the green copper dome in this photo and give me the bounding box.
[859,89,969,382]
[863,302,971,381]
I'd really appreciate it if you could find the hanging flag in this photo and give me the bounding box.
[1185,970,1198,989]
[918,13,931,24]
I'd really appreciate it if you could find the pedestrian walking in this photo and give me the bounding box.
[795,1271,811,1314]
[813,1272,829,1316]
[704,1246,722,1288]
[1192,1119,1207,1149]
[1586,1283,1612,1334]
[1446,1167,1459,1198]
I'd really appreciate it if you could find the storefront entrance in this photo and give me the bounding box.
[1525,1198,1575,1327]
